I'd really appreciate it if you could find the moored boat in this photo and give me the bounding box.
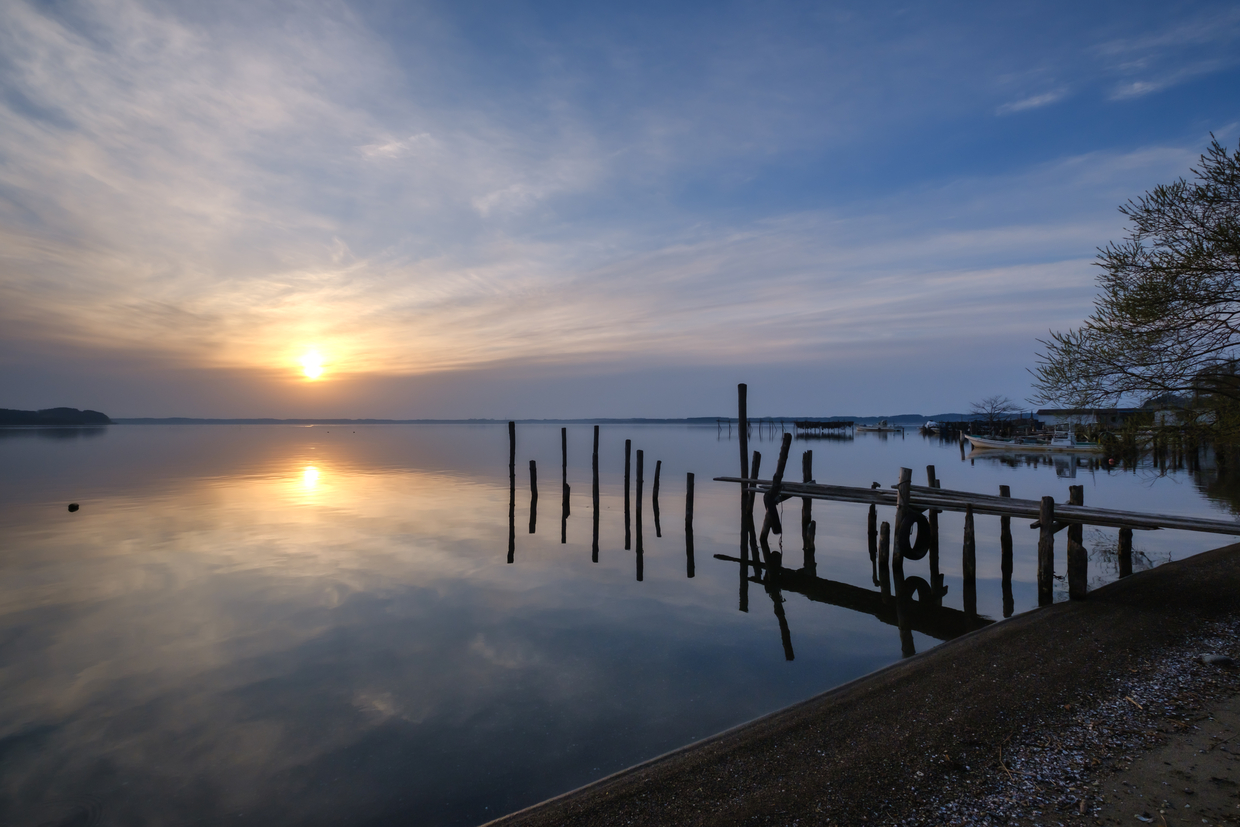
[965,429,1103,453]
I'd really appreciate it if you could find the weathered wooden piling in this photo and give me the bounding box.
[592,425,600,563]
[508,421,516,564]
[529,459,538,534]
[747,451,763,571]
[685,472,695,578]
[878,520,891,597]
[636,449,644,579]
[999,484,1013,618]
[867,504,879,585]
[758,433,793,545]
[653,459,662,538]
[738,384,751,602]
[624,438,632,551]
[801,450,815,559]
[892,467,913,558]
[1118,526,1134,578]
[1067,485,1087,600]
[963,503,977,617]
[926,465,942,603]
[1037,496,1055,606]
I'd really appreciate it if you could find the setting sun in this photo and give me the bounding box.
[301,351,324,380]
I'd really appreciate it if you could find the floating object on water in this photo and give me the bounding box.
[67,503,79,512]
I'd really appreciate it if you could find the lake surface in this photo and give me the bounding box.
[1,423,1236,826]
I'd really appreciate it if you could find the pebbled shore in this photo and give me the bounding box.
[483,543,1240,827]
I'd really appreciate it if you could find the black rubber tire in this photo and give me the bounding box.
[897,511,932,560]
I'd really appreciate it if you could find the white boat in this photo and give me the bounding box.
[965,428,1103,453]
[857,418,904,433]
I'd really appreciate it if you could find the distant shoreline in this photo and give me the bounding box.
[108,413,974,426]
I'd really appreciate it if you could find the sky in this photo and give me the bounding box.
[1,0,1238,419]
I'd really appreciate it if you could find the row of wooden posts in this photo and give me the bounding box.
[507,422,698,580]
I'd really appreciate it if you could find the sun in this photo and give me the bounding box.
[301,351,324,380]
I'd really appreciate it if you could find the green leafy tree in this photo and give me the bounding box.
[1032,137,1240,409]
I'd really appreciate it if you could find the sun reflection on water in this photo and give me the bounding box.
[302,465,320,489]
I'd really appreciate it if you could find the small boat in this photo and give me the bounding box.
[965,428,1103,453]
[922,420,941,432]
[857,418,904,433]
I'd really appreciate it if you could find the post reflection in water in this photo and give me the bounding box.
[508,421,516,564]
[652,459,662,538]
[561,428,569,545]
[624,439,631,551]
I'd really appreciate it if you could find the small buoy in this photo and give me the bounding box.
[68,503,79,512]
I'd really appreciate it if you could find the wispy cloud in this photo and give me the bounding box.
[996,90,1067,115]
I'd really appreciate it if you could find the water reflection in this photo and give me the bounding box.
[1,422,1235,827]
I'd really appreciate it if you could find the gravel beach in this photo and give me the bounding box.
[484,542,1240,827]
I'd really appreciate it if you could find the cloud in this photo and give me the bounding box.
[996,90,1066,115]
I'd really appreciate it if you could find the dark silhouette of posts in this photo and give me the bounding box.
[962,503,977,617]
[561,428,569,544]
[892,468,914,651]
[747,451,762,573]
[685,472,695,578]
[1000,484,1014,618]
[508,421,516,564]
[592,426,599,563]
[737,383,751,608]
[758,433,793,547]
[868,504,879,586]
[652,459,662,537]
[878,521,891,597]
[1038,496,1055,606]
[529,459,538,534]
[635,449,644,581]
[927,465,942,604]
[624,439,632,551]
[801,450,816,573]
[1067,485,1087,600]
[1118,527,1134,577]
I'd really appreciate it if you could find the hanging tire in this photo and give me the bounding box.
[897,511,931,560]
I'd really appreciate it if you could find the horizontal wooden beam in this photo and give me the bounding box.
[714,476,1240,536]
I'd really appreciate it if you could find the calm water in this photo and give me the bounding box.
[1,423,1236,826]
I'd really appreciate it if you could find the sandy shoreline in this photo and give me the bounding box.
[483,543,1240,826]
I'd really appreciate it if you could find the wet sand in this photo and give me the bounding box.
[483,543,1240,826]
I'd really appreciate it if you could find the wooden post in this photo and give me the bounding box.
[738,384,750,595]
[508,421,516,564]
[1038,496,1055,606]
[963,503,976,617]
[1067,485,1087,600]
[561,427,567,479]
[1118,526,1133,578]
[878,521,891,597]
[624,438,632,551]
[747,450,762,573]
[636,450,644,573]
[893,467,913,558]
[685,472,695,578]
[653,459,662,538]
[802,450,815,560]
[529,459,538,534]
[759,433,793,545]
[867,504,879,585]
[592,425,600,563]
[927,465,941,603]
[999,484,1013,618]
[509,421,516,476]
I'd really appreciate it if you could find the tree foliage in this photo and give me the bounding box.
[1032,137,1240,408]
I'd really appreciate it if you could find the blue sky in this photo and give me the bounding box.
[1,0,1238,417]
